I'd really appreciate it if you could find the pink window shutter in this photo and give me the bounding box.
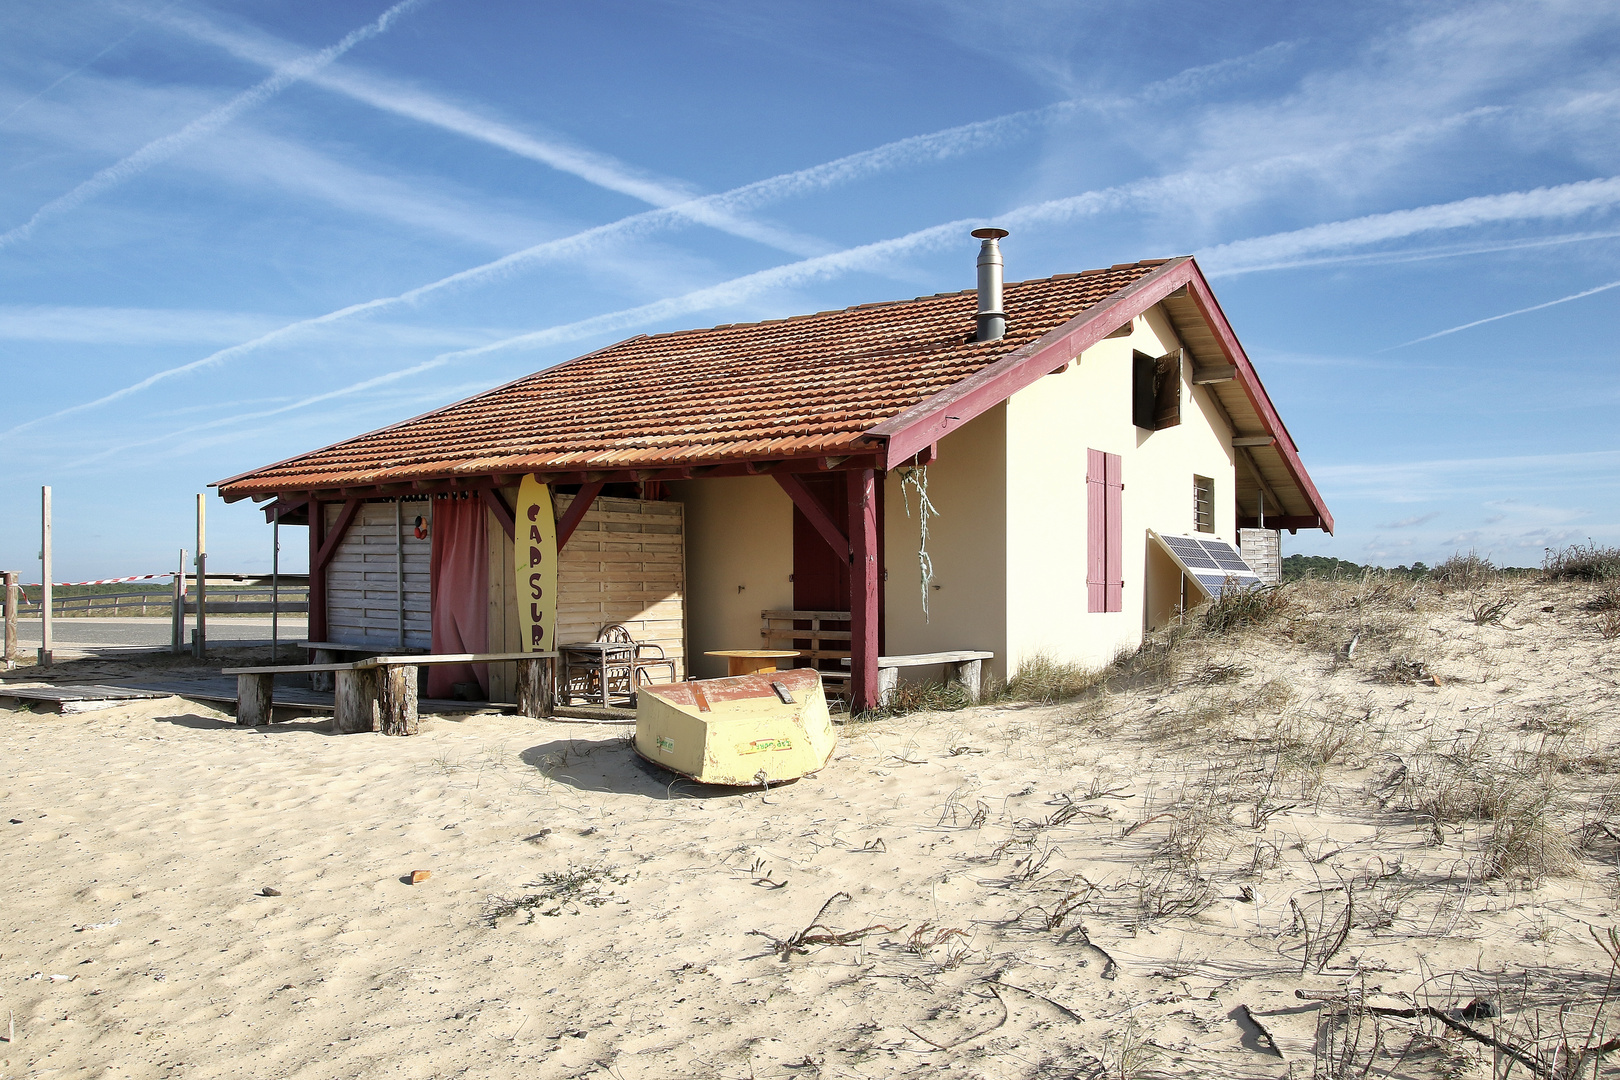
[1086,448,1107,613]
[1103,452,1124,612]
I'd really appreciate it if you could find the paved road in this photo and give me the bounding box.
[14,616,309,650]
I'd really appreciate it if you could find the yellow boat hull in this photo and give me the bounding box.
[634,667,836,785]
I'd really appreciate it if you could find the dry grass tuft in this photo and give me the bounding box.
[1201,582,1296,634]
[1432,551,1498,589]
[1002,654,1108,704]
[1544,540,1620,582]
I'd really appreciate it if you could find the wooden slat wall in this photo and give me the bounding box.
[486,492,686,701]
[325,500,431,649]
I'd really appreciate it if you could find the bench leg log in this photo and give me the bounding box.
[379,664,418,736]
[877,667,899,708]
[333,667,380,734]
[236,673,273,726]
[943,659,983,704]
[517,657,554,719]
[311,649,336,692]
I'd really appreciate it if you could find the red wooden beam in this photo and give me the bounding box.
[774,473,850,560]
[307,499,327,645]
[312,498,363,573]
[556,481,604,551]
[480,488,515,540]
[847,468,880,715]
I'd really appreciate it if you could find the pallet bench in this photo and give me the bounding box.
[841,650,995,705]
[223,651,557,736]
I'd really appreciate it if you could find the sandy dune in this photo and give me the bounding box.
[4,576,1620,1078]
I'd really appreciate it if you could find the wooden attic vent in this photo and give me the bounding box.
[1132,348,1182,431]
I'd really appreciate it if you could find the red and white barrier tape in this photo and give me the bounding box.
[18,573,175,588]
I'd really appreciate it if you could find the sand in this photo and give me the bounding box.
[3,576,1620,1078]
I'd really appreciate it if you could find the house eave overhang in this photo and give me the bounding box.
[865,256,1334,534]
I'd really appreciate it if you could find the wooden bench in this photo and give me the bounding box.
[841,650,995,704]
[224,651,557,735]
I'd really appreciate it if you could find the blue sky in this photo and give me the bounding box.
[2,0,1617,580]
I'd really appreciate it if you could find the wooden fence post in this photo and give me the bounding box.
[39,486,52,667]
[2,571,16,668]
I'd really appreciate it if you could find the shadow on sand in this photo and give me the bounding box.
[519,737,797,801]
[154,712,331,734]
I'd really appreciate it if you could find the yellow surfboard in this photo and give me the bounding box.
[516,476,557,652]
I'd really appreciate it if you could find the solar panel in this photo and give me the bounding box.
[1151,532,1264,599]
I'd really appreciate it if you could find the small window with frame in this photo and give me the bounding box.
[1193,474,1215,533]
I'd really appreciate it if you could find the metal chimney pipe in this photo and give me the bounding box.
[972,228,1008,342]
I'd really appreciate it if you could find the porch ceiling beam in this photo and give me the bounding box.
[1191,364,1237,384]
[774,473,850,560]
[1237,513,1320,534]
[1232,435,1276,447]
[481,488,515,540]
[556,481,605,551]
[869,258,1197,468]
[312,499,363,573]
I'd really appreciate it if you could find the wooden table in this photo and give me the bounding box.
[706,649,802,677]
[559,641,638,707]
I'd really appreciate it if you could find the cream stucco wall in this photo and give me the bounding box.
[1002,303,1236,672]
[884,404,1009,683]
[666,475,794,680]
[665,302,1236,690]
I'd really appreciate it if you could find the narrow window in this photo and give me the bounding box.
[1087,449,1124,613]
[1194,475,1215,533]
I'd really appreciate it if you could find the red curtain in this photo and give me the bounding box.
[429,496,489,698]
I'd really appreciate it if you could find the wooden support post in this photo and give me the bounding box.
[307,500,327,648]
[194,493,207,659]
[333,667,380,734]
[517,656,554,718]
[171,550,186,654]
[847,468,880,714]
[378,665,417,736]
[39,486,52,667]
[2,571,16,668]
[236,673,273,726]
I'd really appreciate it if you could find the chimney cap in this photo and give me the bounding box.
[971,227,1009,240]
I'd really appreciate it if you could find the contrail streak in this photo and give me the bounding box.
[1383,278,1620,349]
[144,5,826,256]
[1196,175,1620,273]
[0,0,426,251]
[3,101,1052,439]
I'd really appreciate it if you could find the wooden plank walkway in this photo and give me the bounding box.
[0,683,171,714]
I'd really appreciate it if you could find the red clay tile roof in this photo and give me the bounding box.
[217,261,1173,498]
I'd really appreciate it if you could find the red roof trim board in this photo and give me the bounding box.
[870,258,1188,463]
[869,256,1333,534]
